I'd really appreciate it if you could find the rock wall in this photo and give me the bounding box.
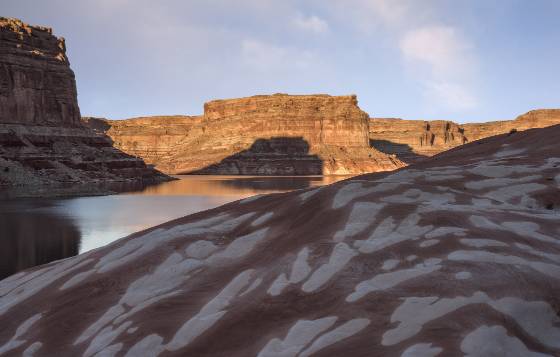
[370,109,560,163]
[0,17,80,126]
[0,18,171,196]
[94,94,404,175]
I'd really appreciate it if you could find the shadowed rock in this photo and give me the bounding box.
[1,125,559,356]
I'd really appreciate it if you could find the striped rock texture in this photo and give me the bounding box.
[1,125,559,356]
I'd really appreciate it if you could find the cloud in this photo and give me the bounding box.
[424,81,477,111]
[400,25,472,78]
[241,39,316,71]
[399,25,477,111]
[292,13,329,34]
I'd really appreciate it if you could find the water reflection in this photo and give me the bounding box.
[0,208,80,279]
[0,175,350,280]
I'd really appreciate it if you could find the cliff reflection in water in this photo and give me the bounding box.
[0,175,350,280]
[0,209,80,280]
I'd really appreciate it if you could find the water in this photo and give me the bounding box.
[0,175,348,279]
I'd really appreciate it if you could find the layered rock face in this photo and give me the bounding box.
[370,109,560,163]
[1,125,559,356]
[0,18,80,126]
[0,18,170,195]
[94,94,404,175]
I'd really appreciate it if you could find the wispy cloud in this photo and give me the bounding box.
[292,13,329,34]
[241,39,316,71]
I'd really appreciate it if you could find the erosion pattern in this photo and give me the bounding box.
[91,94,404,175]
[1,125,559,356]
[0,18,170,194]
[370,109,560,163]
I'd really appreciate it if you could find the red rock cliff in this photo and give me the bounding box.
[370,109,560,163]
[97,94,404,175]
[0,17,80,127]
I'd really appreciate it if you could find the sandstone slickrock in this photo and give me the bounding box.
[90,94,405,175]
[1,125,559,356]
[0,18,171,196]
[370,109,560,163]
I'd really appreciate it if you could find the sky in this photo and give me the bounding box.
[3,0,560,123]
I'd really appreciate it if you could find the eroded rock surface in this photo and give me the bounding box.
[0,18,171,196]
[1,125,559,356]
[90,94,404,175]
[370,109,560,163]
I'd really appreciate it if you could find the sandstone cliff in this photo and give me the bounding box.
[0,17,80,126]
[0,18,171,196]
[370,109,560,163]
[2,124,559,355]
[93,94,404,175]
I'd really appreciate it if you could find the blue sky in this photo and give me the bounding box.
[3,0,560,122]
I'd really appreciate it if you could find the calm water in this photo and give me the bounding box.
[0,175,348,280]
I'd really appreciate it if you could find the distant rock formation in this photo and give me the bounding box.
[370,109,560,163]
[0,18,171,196]
[91,94,404,175]
[2,124,558,356]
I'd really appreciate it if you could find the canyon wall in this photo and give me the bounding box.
[370,109,560,163]
[0,18,170,195]
[95,94,404,175]
[0,17,80,126]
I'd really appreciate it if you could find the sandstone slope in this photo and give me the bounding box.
[92,94,404,175]
[370,109,560,163]
[0,18,171,196]
[1,125,559,356]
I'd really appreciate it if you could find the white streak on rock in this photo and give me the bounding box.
[459,238,508,248]
[382,259,400,271]
[299,318,370,357]
[406,255,417,262]
[419,239,440,248]
[465,175,541,190]
[382,292,489,345]
[124,334,165,357]
[0,256,93,316]
[347,261,442,302]
[333,202,385,242]
[401,343,443,357]
[425,227,467,239]
[502,221,560,245]
[356,213,433,254]
[166,269,254,351]
[240,277,263,297]
[268,274,290,297]
[455,271,472,280]
[0,313,42,355]
[302,243,357,292]
[252,212,274,227]
[93,343,123,357]
[461,325,552,357]
[83,321,132,357]
[207,228,269,263]
[332,182,399,209]
[384,291,560,348]
[515,243,560,263]
[448,250,560,280]
[485,183,546,203]
[185,240,218,259]
[257,316,338,357]
[22,342,42,357]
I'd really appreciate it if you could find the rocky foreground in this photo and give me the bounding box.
[1,125,559,356]
[88,94,405,175]
[0,18,170,196]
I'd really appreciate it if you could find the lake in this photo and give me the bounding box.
[0,175,348,280]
